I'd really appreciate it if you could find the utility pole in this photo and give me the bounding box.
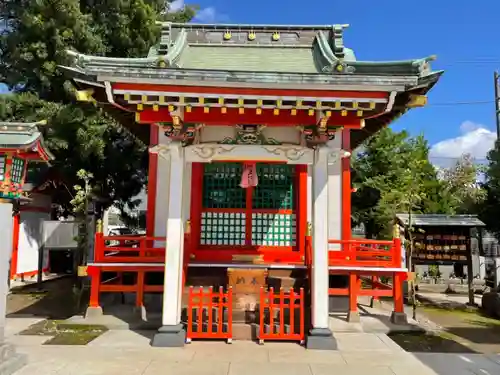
[494,71,500,138]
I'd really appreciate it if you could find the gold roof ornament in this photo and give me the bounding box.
[248,31,256,41]
[272,32,280,41]
[223,31,232,40]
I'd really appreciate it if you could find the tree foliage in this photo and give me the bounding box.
[440,153,486,214]
[0,1,195,215]
[480,140,500,239]
[352,128,453,239]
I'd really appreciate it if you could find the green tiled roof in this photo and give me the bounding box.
[64,22,439,78]
[0,121,54,160]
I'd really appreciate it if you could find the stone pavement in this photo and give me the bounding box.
[5,317,500,375]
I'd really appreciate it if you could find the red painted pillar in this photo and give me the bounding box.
[10,212,20,279]
[347,273,360,322]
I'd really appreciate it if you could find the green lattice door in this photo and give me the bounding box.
[199,162,296,249]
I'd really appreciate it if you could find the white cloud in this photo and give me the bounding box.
[167,1,225,23]
[429,121,497,161]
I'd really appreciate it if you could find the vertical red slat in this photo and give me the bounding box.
[289,288,295,335]
[208,287,213,335]
[279,288,285,336]
[269,287,274,334]
[197,287,203,335]
[297,165,308,256]
[227,287,233,339]
[299,288,305,339]
[188,286,193,338]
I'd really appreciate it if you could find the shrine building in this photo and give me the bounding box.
[61,23,442,349]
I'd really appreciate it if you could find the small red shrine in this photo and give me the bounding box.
[61,22,442,349]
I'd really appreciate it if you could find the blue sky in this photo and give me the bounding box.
[2,0,498,160]
[184,0,499,161]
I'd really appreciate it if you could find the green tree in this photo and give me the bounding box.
[440,153,486,214]
[480,141,500,239]
[0,1,195,214]
[352,128,452,239]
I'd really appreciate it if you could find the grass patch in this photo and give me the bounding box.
[19,319,108,345]
[388,331,476,353]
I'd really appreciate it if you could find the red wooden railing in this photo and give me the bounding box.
[94,233,166,263]
[328,238,402,268]
[186,286,233,343]
[258,287,305,344]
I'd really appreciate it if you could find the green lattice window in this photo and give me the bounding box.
[200,212,246,245]
[0,156,5,181]
[251,213,297,246]
[202,163,246,209]
[253,164,294,210]
[10,157,25,183]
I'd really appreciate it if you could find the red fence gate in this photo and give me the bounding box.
[186,286,233,343]
[258,287,305,344]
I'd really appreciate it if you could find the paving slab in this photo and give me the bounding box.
[4,317,44,337]
[335,333,393,352]
[144,360,229,375]
[192,341,270,363]
[87,329,153,348]
[311,363,395,375]
[228,362,312,375]
[268,348,345,364]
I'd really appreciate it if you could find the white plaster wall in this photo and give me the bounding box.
[200,125,300,145]
[327,131,342,250]
[17,211,50,275]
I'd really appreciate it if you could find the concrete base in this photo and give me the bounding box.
[85,306,103,318]
[347,311,361,323]
[306,328,338,350]
[390,311,408,325]
[0,343,27,375]
[151,324,186,347]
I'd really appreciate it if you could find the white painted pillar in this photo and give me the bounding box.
[0,201,27,370]
[161,142,185,327]
[0,202,11,343]
[311,146,330,329]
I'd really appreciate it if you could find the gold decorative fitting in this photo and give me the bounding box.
[272,32,280,41]
[124,94,131,101]
[223,31,232,40]
[190,253,196,260]
[257,99,263,106]
[256,108,262,115]
[172,116,181,126]
[369,101,376,109]
[157,59,167,68]
[141,95,147,103]
[199,97,205,105]
[276,99,282,107]
[221,107,227,114]
[273,108,280,115]
[159,96,165,104]
[135,112,140,122]
[335,101,341,109]
[218,97,224,105]
[336,64,344,72]
[306,222,312,236]
[167,105,174,112]
[186,106,192,113]
[308,109,314,116]
[352,101,358,109]
[239,107,244,114]
[341,110,347,117]
[238,98,244,106]
[356,110,363,117]
[137,103,143,111]
[185,220,191,234]
[75,89,94,102]
[153,104,159,112]
[291,109,297,116]
[248,31,256,41]
[407,94,428,108]
[204,107,210,113]
[325,110,332,118]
